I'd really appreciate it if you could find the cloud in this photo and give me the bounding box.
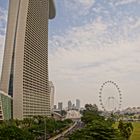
[114,0,140,6]
[63,0,95,16]
[0,7,7,78]
[0,7,7,34]
[130,19,140,29]
[76,0,95,8]
[49,17,107,52]
[0,7,7,20]
[49,22,140,82]
[0,35,5,78]
[49,6,140,108]
[0,0,140,108]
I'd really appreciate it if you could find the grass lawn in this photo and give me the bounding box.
[113,122,140,140]
[130,122,140,140]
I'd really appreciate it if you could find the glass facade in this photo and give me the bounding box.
[0,91,12,120]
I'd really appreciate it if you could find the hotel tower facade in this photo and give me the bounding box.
[0,0,56,119]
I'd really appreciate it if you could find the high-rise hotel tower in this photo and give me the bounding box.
[0,0,56,119]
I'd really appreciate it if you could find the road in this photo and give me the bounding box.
[49,121,84,140]
[56,121,84,140]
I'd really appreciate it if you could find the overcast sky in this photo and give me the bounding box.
[0,0,140,109]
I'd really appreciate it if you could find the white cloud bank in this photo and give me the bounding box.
[63,0,95,16]
[114,0,140,6]
[49,13,140,108]
[0,0,140,109]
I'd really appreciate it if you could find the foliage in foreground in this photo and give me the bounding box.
[0,116,72,140]
[0,125,34,140]
[70,120,123,140]
[69,104,124,140]
[118,120,133,140]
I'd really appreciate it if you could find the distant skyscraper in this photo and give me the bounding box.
[72,104,75,109]
[53,105,57,110]
[68,100,72,110]
[76,99,80,110]
[49,81,55,111]
[58,102,63,110]
[0,0,56,119]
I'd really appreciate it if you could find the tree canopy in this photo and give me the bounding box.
[69,104,123,140]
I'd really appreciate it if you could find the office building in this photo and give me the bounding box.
[72,104,76,109]
[58,102,63,110]
[0,91,12,120]
[49,81,55,111]
[0,0,56,119]
[76,99,80,110]
[68,100,72,110]
[53,105,57,110]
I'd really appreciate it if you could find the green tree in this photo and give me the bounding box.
[0,125,34,140]
[85,104,98,112]
[70,120,122,140]
[81,104,104,124]
[22,118,34,128]
[0,116,73,139]
[118,120,133,140]
[69,104,123,140]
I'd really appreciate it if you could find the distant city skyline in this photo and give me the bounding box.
[0,0,140,109]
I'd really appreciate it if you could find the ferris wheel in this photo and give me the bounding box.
[99,81,122,112]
